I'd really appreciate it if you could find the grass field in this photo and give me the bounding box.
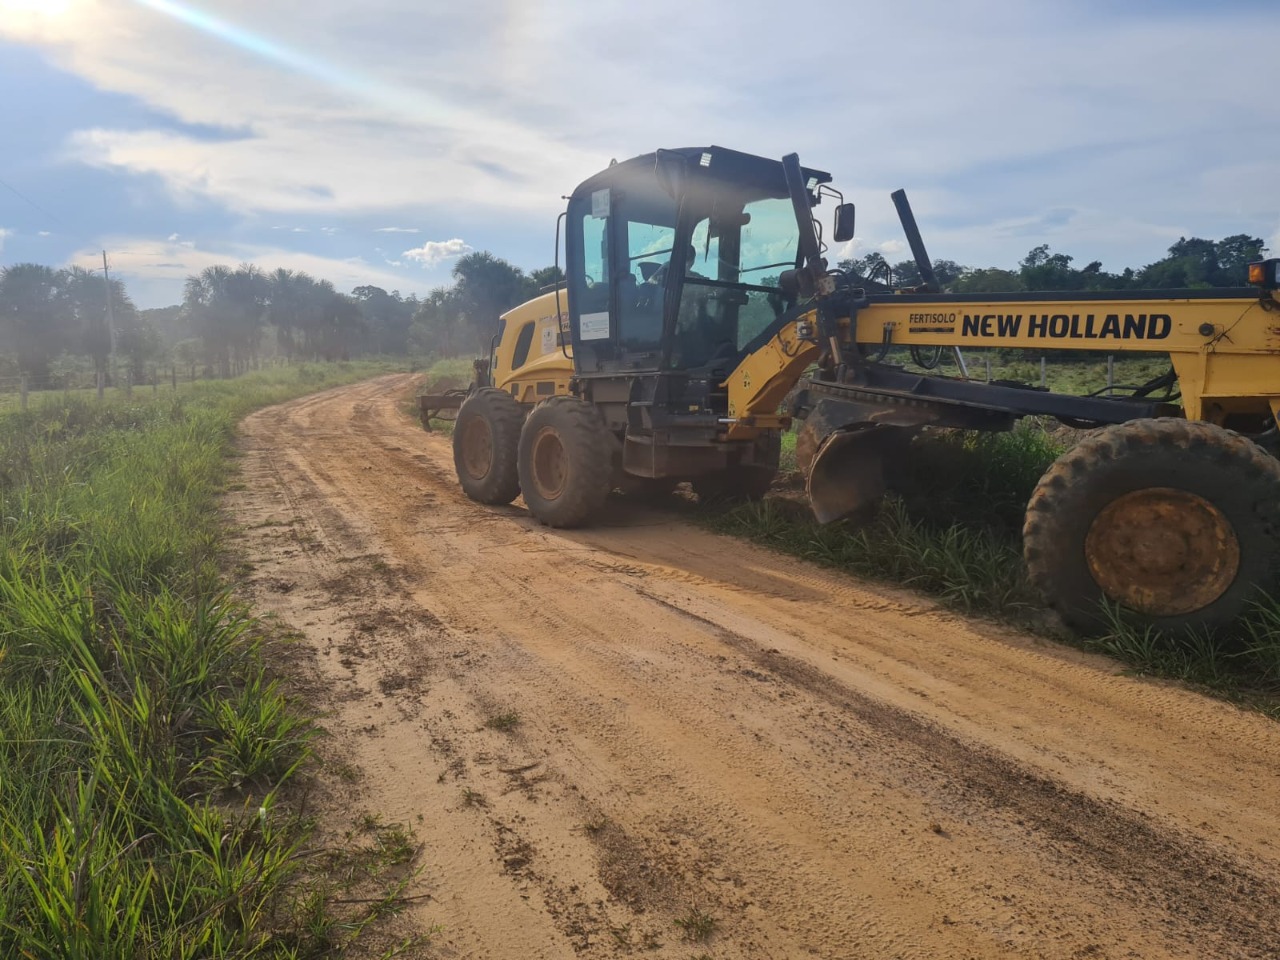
[0,361,422,957]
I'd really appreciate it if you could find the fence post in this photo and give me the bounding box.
[152,369,158,395]
[20,375,28,411]
[984,355,992,383]
[125,371,132,398]
[1040,357,1047,389]
[97,371,105,401]
[1107,355,1114,391]
[172,367,178,390]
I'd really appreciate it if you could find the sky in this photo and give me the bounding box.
[1,0,1277,307]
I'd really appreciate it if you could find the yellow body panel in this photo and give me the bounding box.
[490,290,575,405]
[725,292,1280,437]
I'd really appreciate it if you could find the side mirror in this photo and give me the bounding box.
[833,203,856,243]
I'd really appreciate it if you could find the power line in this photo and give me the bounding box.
[0,171,72,231]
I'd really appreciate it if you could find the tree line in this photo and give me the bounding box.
[842,234,1268,293]
[178,253,559,375]
[0,263,154,382]
[0,234,1266,381]
[0,252,561,382]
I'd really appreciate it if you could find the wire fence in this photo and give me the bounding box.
[0,362,285,413]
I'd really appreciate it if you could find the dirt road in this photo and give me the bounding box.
[227,374,1280,959]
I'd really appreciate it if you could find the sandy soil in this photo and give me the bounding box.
[226,374,1280,959]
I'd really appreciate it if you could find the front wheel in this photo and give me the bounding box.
[1023,418,1280,634]
[452,388,525,505]
[518,396,614,528]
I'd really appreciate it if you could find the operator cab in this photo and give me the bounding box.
[565,146,833,381]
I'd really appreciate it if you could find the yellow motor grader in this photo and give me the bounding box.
[420,145,1280,634]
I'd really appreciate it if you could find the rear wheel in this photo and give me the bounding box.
[1023,418,1280,634]
[518,396,614,528]
[452,388,525,505]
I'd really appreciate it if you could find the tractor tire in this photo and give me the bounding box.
[518,396,614,528]
[1023,418,1280,635]
[452,387,524,505]
[694,432,782,505]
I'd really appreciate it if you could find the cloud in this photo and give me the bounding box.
[38,231,51,238]
[167,232,180,241]
[375,227,419,234]
[4,0,1278,280]
[0,227,12,255]
[16,1,598,219]
[401,238,471,267]
[834,239,861,262]
[65,234,413,305]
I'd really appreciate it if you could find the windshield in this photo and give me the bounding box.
[738,198,801,284]
[672,196,800,368]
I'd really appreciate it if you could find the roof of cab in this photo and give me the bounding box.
[569,146,832,203]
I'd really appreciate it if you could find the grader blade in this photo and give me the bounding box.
[806,425,907,525]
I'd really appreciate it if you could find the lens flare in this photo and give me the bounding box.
[127,0,463,130]
[1,0,77,17]
[122,0,583,178]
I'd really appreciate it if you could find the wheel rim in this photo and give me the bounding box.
[530,427,568,500]
[1085,487,1240,617]
[460,416,493,480]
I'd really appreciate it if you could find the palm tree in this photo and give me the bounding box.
[183,264,233,377]
[266,268,303,359]
[62,265,132,380]
[0,263,74,382]
[182,264,267,377]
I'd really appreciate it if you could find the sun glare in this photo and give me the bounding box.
[1,0,78,17]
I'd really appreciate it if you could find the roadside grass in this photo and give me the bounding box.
[0,361,425,955]
[719,421,1060,617]
[1083,597,1280,715]
[712,420,1280,705]
[418,357,475,390]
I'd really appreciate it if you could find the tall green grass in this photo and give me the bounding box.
[417,357,476,390]
[716,423,1060,616]
[715,496,1033,615]
[0,362,404,956]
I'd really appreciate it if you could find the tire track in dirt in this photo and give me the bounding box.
[641,588,1280,952]
[226,374,1280,959]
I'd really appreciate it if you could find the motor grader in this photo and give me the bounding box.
[420,145,1280,635]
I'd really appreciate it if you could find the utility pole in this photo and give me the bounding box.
[101,250,115,386]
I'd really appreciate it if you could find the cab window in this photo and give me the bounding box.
[511,321,536,370]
